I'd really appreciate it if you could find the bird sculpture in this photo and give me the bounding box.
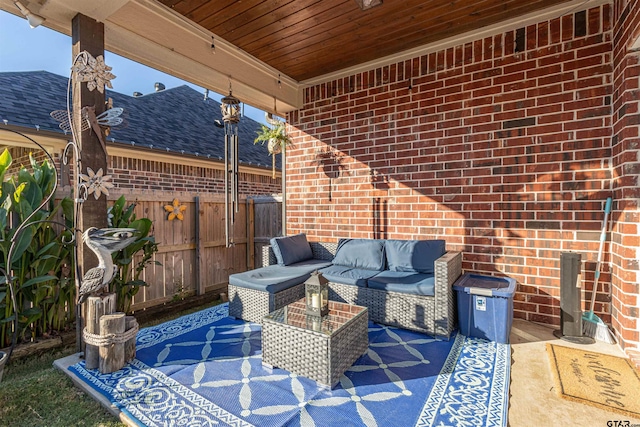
[78,227,139,303]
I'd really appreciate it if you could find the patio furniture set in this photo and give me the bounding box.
[228,234,463,387]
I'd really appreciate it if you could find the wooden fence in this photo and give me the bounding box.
[58,189,282,311]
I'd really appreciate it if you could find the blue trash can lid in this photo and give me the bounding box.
[453,273,516,297]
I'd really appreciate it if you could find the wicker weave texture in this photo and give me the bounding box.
[228,283,304,323]
[262,305,368,387]
[236,242,461,338]
[326,251,462,337]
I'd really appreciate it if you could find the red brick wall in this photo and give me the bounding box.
[108,155,280,196]
[7,147,280,197]
[612,0,640,360]
[288,6,616,328]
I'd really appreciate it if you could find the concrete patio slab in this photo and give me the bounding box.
[508,318,640,426]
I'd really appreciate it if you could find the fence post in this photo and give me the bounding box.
[195,196,204,295]
[247,198,255,270]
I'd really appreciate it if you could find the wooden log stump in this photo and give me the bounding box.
[84,293,116,370]
[99,312,125,374]
[125,316,138,363]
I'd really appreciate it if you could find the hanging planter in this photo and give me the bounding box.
[254,120,291,179]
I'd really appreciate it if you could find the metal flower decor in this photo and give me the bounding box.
[80,167,114,199]
[164,198,187,221]
[71,52,115,93]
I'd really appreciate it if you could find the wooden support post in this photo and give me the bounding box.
[99,313,125,374]
[72,13,108,352]
[84,293,116,370]
[72,13,108,270]
[125,315,138,363]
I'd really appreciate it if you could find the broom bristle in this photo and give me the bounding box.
[583,313,616,344]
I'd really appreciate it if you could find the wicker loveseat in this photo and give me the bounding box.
[228,235,462,338]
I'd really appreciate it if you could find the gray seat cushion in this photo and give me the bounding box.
[270,233,314,266]
[229,259,332,293]
[333,239,386,270]
[318,264,380,287]
[385,239,445,274]
[367,271,436,296]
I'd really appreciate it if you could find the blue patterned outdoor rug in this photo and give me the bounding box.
[69,304,510,426]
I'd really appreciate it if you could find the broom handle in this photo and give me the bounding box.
[588,197,612,313]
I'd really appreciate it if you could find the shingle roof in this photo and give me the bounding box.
[0,71,278,169]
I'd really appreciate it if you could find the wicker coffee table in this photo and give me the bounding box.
[262,299,368,388]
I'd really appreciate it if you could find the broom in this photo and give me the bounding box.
[582,197,616,344]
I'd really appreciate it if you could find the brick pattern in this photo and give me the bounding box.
[108,156,280,195]
[288,6,616,328]
[611,0,640,360]
[7,146,280,198]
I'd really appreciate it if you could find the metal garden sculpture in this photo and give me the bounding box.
[77,227,138,303]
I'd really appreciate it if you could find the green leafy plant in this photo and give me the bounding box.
[254,121,292,178]
[0,149,75,347]
[108,195,160,313]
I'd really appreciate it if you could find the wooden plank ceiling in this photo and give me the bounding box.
[158,0,572,82]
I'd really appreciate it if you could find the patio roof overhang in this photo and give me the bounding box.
[0,0,593,114]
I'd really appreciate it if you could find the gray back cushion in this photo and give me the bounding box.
[332,239,386,270]
[270,233,313,266]
[385,240,446,274]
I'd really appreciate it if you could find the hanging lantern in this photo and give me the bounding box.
[305,271,329,318]
[220,92,241,124]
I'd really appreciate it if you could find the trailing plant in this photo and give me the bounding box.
[0,149,75,347]
[254,120,292,178]
[108,195,160,313]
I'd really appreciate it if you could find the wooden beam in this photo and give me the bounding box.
[72,13,108,271]
[72,13,107,352]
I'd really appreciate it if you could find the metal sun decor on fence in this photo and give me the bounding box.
[164,198,187,221]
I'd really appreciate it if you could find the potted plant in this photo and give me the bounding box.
[254,118,291,178]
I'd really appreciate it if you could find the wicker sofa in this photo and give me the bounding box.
[228,235,462,338]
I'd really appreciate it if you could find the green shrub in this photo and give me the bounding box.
[108,195,160,313]
[0,149,75,347]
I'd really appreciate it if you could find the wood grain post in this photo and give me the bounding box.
[195,196,204,295]
[125,315,138,363]
[247,198,255,270]
[84,293,116,370]
[99,312,125,374]
[72,13,107,353]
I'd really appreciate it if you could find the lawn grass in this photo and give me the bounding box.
[0,300,222,427]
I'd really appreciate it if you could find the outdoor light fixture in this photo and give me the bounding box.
[220,85,241,247]
[305,271,329,318]
[354,0,382,11]
[14,1,45,28]
[220,91,241,123]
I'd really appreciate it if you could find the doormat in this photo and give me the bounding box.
[547,343,640,417]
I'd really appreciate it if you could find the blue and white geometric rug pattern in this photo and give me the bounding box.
[69,303,510,426]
